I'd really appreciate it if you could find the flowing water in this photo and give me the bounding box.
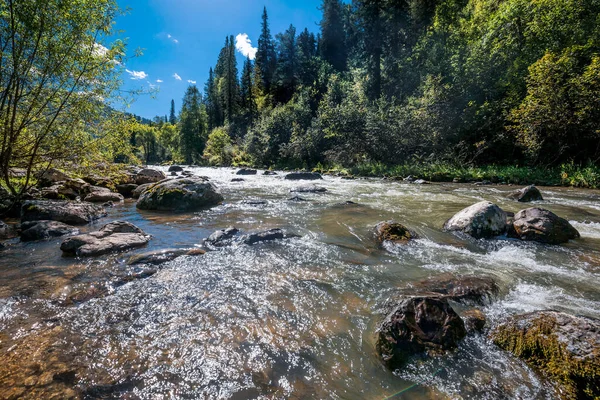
[1,167,600,399]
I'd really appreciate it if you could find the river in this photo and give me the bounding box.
[1,167,600,399]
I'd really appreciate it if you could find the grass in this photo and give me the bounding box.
[311,162,600,189]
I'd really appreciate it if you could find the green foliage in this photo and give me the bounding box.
[204,127,233,166]
[179,85,208,164]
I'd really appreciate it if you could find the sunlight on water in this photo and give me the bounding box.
[1,167,599,398]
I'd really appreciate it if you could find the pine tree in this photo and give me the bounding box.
[274,24,298,103]
[319,0,347,71]
[354,0,383,101]
[254,7,277,95]
[240,57,257,130]
[297,28,318,87]
[169,99,177,124]
[214,36,239,125]
[179,85,208,164]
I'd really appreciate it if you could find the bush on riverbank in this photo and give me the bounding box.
[310,162,600,189]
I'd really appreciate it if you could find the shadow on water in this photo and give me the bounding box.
[1,167,600,398]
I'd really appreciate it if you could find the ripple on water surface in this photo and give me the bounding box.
[1,167,599,398]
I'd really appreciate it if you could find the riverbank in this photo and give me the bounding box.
[307,162,600,188]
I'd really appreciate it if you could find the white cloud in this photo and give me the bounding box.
[235,33,257,60]
[93,43,109,58]
[126,69,148,80]
[156,79,163,83]
[167,34,179,44]
[187,80,196,84]
[173,73,182,81]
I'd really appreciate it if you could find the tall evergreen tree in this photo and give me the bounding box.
[179,85,208,164]
[297,28,318,87]
[169,99,177,124]
[254,7,277,96]
[204,67,223,129]
[319,0,348,71]
[214,36,240,125]
[275,24,298,103]
[240,57,257,130]
[353,0,383,101]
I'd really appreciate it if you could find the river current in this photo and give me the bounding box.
[1,167,599,399]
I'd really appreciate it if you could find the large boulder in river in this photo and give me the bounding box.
[60,221,151,256]
[511,207,580,244]
[83,186,124,203]
[443,201,507,239]
[116,183,138,197]
[21,200,107,225]
[205,227,240,247]
[492,311,600,399]
[136,177,224,212]
[132,183,154,199]
[20,220,79,242]
[375,221,417,244]
[236,168,257,175]
[376,295,467,369]
[284,172,322,180]
[40,184,78,200]
[135,168,166,185]
[508,185,543,202]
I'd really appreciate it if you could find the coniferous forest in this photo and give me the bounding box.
[139,0,600,176]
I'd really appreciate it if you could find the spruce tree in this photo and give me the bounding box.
[354,0,383,101]
[179,85,208,164]
[254,7,277,95]
[319,0,347,71]
[169,99,177,124]
[275,24,298,103]
[240,57,257,130]
[297,28,318,87]
[225,34,240,124]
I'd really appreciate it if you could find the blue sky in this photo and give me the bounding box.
[114,0,324,119]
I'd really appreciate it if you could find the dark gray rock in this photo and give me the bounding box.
[127,248,205,265]
[511,207,580,244]
[236,168,257,175]
[288,196,307,202]
[20,220,79,242]
[21,200,107,225]
[263,171,277,176]
[443,201,507,239]
[60,221,151,256]
[116,183,138,197]
[132,183,154,199]
[509,185,543,202]
[240,200,268,206]
[168,165,184,172]
[84,186,124,203]
[462,309,487,333]
[36,168,71,187]
[376,295,467,369]
[284,172,322,181]
[136,177,224,212]
[231,178,245,182]
[40,184,79,200]
[240,228,299,245]
[290,185,327,193]
[205,227,240,247]
[135,168,166,185]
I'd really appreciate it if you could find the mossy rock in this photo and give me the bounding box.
[375,220,417,243]
[136,177,224,212]
[492,311,600,399]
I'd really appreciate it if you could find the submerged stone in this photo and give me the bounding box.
[290,185,327,193]
[20,220,79,242]
[236,168,257,175]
